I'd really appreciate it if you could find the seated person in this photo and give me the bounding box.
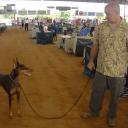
[43,24,48,31]
[89,26,95,37]
[80,22,91,36]
[80,27,91,36]
[39,23,44,32]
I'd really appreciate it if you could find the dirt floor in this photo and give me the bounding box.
[0,27,128,128]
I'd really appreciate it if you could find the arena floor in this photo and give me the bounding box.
[0,27,128,128]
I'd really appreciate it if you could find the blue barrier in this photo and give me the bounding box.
[36,31,53,44]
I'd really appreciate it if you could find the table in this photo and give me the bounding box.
[56,34,74,53]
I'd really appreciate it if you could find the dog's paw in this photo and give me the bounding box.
[9,113,13,119]
[17,111,22,118]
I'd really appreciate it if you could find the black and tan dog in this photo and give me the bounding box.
[0,58,32,118]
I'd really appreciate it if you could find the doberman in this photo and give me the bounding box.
[0,58,32,118]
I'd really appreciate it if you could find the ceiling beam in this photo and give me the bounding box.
[44,0,128,4]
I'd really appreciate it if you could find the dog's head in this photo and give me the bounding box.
[13,58,32,76]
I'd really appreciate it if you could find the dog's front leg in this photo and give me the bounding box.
[16,89,21,117]
[8,94,13,119]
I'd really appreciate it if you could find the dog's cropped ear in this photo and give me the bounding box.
[15,57,20,65]
[16,57,19,63]
[13,57,19,68]
[13,59,16,68]
[13,63,16,68]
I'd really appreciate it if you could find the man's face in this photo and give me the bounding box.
[105,6,118,24]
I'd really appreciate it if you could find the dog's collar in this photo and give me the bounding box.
[9,75,16,84]
[9,75,13,81]
[9,75,20,87]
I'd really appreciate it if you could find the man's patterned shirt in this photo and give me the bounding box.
[93,20,128,77]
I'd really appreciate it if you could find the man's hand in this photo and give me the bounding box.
[87,61,95,71]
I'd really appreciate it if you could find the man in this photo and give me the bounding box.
[81,2,128,127]
[25,18,29,31]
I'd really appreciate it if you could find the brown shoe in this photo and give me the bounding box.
[107,118,116,127]
[80,112,99,119]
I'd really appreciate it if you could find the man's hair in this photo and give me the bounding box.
[105,2,120,15]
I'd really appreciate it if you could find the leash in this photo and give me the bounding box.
[20,77,91,119]
[9,74,91,119]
